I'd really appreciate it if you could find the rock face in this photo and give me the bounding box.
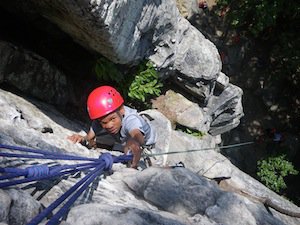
[1,89,300,225]
[0,41,68,105]
[1,3,299,225]
[0,0,243,135]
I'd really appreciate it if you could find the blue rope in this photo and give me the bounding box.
[47,164,105,225]
[27,165,50,178]
[0,168,75,188]
[0,163,97,181]
[0,155,134,188]
[113,154,133,163]
[0,144,89,158]
[0,144,133,225]
[100,153,113,170]
[0,167,28,178]
[27,163,104,225]
[27,153,115,225]
[46,153,128,225]
[0,163,100,188]
[0,152,98,162]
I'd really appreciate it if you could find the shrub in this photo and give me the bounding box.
[215,0,299,37]
[128,61,163,102]
[257,154,298,193]
[95,58,163,106]
[95,57,123,83]
[175,124,205,138]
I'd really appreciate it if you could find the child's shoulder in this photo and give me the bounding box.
[124,105,138,114]
[123,106,144,124]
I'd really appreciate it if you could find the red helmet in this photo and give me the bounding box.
[87,86,124,119]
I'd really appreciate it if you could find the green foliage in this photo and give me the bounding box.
[94,58,163,106]
[184,128,205,138]
[271,33,300,80]
[128,61,163,102]
[215,0,300,37]
[216,0,300,132]
[95,57,123,83]
[257,154,298,193]
[176,125,205,138]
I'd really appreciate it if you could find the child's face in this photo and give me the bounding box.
[98,111,122,134]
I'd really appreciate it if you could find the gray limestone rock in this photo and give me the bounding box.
[66,203,189,225]
[0,190,11,224]
[124,167,222,216]
[0,89,300,225]
[205,192,285,225]
[0,40,69,105]
[0,0,243,135]
[6,189,42,225]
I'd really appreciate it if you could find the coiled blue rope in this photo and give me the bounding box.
[0,162,99,181]
[46,164,105,225]
[26,153,131,225]
[27,162,106,224]
[0,143,98,161]
[0,144,133,225]
[0,164,95,188]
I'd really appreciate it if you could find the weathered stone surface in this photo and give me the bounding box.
[152,88,243,135]
[0,0,243,135]
[152,90,209,132]
[0,190,11,224]
[124,167,222,216]
[176,0,200,19]
[66,203,189,225]
[166,130,233,178]
[6,189,42,225]
[0,40,69,105]
[205,192,284,225]
[207,83,244,135]
[0,89,299,225]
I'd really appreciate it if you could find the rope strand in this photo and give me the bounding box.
[143,141,254,157]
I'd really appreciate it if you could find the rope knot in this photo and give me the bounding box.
[26,165,50,178]
[98,153,113,171]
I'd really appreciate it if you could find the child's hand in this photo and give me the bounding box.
[87,138,97,149]
[124,138,142,168]
[67,134,84,143]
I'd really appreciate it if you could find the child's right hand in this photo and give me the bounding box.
[67,134,84,143]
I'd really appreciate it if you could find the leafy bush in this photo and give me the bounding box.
[95,58,163,105]
[257,154,298,193]
[95,57,124,83]
[176,125,205,138]
[128,61,163,102]
[215,0,299,37]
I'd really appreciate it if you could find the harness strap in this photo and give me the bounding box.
[139,113,154,121]
[140,144,155,168]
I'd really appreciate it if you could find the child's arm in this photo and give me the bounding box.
[125,129,145,168]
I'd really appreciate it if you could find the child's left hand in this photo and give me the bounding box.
[124,138,142,168]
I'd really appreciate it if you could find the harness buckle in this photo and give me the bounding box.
[140,145,155,168]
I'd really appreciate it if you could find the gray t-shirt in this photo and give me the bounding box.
[91,106,156,146]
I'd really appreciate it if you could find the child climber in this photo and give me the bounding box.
[67,85,157,169]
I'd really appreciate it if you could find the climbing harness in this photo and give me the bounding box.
[0,143,132,225]
[140,144,156,167]
[138,113,156,167]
